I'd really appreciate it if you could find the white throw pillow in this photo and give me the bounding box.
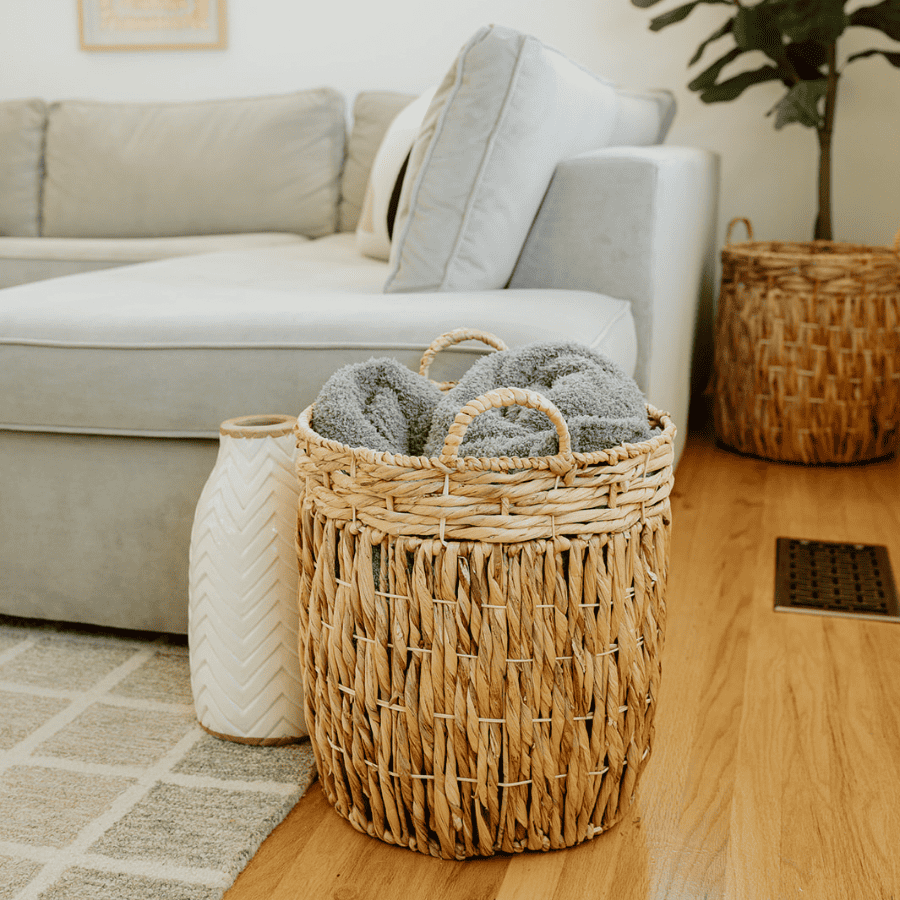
[610,87,676,147]
[384,25,674,294]
[356,87,437,261]
[340,90,416,233]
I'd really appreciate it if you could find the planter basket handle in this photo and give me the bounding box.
[726,217,754,244]
[726,217,900,256]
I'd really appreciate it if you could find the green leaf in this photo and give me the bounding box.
[688,46,746,91]
[847,47,900,66]
[766,79,827,128]
[699,65,784,102]
[649,0,731,30]
[633,0,729,10]
[785,39,829,78]
[690,18,735,66]
[734,5,784,57]
[651,2,702,31]
[850,0,900,41]
[775,0,849,44]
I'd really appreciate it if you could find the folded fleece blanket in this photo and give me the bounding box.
[422,341,652,458]
[311,357,443,454]
[311,342,651,458]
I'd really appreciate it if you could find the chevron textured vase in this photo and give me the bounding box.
[189,414,307,745]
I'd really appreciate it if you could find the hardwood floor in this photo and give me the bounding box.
[226,426,900,899]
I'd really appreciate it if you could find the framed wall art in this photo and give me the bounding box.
[78,0,227,51]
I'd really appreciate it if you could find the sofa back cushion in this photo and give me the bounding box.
[41,90,346,240]
[339,90,416,233]
[384,25,673,294]
[356,88,436,261]
[0,99,47,238]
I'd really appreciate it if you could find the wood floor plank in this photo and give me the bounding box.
[776,444,900,899]
[727,446,900,900]
[822,618,900,897]
[491,843,567,899]
[640,437,764,900]
[862,621,900,896]
[228,780,510,900]
[225,430,900,899]
[547,814,650,900]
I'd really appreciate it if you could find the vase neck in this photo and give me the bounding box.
[219,414,298,440]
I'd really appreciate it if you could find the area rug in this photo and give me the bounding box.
[0,618,317,900]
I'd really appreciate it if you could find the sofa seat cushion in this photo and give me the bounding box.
[0,233,309,289]
[0,233,637,438]
[41,90,346,240]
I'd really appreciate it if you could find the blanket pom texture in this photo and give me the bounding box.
[311,357,443,455]
[312,342,652,458]
[423,342,652,458]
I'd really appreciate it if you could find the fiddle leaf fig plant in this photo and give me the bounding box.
[632,0,900,239]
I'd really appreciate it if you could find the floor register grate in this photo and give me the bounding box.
[775,538,900,622]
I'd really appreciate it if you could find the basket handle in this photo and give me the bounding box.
[439,387,574,463]
[726,217,754,244]
[419,328,508,380]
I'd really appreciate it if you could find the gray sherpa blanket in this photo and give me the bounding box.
[312,343,651,458]
[422,341,652,458]
[311,357,443,454]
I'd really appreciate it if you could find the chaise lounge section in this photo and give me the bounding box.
[0,26,719,633]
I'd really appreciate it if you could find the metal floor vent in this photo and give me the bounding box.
[775,538,900,622]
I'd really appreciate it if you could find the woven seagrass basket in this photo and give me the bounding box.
[295,330,675,859]
[713,218,900,464]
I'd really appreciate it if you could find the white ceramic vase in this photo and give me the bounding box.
[188,414,307,745]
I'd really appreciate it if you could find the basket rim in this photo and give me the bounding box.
[721,238,900,265]
[296,402,675,474]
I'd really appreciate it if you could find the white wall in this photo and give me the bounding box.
[2,0,898,246]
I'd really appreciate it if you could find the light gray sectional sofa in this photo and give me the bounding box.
[0,25,719,633]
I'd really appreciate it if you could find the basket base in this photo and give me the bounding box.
[713,436,898,468]
[321,777,636,859]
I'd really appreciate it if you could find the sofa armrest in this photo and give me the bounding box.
[509,145,720,465]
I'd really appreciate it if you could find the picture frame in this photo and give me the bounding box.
[78,0,227,52]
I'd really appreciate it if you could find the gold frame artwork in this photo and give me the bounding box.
[78,0,227,51]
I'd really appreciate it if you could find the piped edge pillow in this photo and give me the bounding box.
[384,25,671,294]
[356,87,437,261]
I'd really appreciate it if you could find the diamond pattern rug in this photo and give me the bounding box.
[0,618,316,899]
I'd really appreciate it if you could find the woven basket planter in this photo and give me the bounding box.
[713,219,900,464]
[295,332,675,858]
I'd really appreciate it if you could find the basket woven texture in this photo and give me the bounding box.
[295,330,675,858]
[713,218,900,464]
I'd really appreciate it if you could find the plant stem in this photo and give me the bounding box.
[815,43,839,240]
